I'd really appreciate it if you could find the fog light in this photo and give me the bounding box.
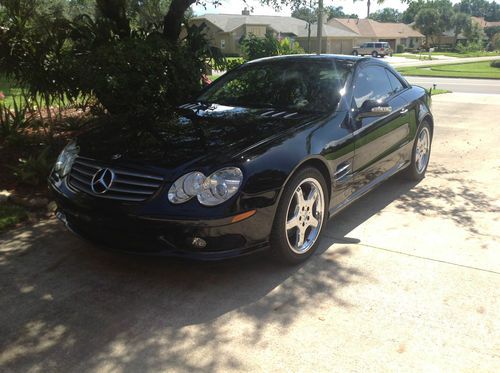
[191,237,207,249]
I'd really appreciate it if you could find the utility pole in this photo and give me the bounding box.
[317,0,323,55]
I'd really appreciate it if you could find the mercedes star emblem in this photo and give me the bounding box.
[91,168,115,194]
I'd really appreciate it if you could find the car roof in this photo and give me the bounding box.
[246,53,389,68]
[247,54,364,64]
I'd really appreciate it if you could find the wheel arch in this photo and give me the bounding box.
[282,156,333,202]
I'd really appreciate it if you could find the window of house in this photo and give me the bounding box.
[220,39,226,49]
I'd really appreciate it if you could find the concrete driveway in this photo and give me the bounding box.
[1,93,499,372]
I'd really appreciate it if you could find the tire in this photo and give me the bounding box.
[402,121,432,181]
[371,51,378,57]
[270,167,328,264]
[352,50,358,56]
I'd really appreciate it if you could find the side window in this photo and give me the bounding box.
[366,43,374,48]
[353,66,394,109]
[375,43,381,48]
[385,69,405,94]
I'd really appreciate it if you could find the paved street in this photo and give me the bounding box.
[387,55,500,68]
[1,93,499,372]
[406,76,500,94]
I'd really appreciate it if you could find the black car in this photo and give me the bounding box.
[49,55,433,263]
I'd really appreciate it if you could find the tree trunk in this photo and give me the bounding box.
[367,0,371,18]
[307,23,311,53]
[163,0,196,42]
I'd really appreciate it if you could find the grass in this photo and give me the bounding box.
[430,51,500,58]
[395,51,499,59]
[0,76,24,107]
[431,88,451,95]
[397,61,500,79]
[393,53,432,60]
[0,203,27,233]
[208,74,222,81]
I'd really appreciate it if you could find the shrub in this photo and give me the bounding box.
[396,44,405,53]
[492,33,500,51]
[224,58,244,71]
[11,147,55,186]
[0,95,33,141]
[490,60,500,68]
[241,34,304,61]
[456,41,483,53]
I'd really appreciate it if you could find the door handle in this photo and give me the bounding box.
[400,107,409,114]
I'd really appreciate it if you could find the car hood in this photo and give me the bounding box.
[75,103,322,171]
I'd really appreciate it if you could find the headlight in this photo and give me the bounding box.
[168,167,243,206]
[54,142,79,177]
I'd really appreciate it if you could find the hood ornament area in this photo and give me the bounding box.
[91,168,115,194]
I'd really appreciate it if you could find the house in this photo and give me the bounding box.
[328,18,424,51]
[428,16,497,47]
[187,11,311,56]
[471,16,500,29]
[187,11,359,56]
[187,11,424,56]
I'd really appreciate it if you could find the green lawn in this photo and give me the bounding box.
[431,51,500,58]
[396,51,499,59]
[431,88,451,95]
[397,61,500,79]
[0,76,24,107]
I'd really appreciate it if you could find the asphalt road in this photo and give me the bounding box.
[406,76,500,94]
[1,93,499,372]
[389,55,500,68]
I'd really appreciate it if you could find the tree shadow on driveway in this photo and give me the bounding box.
[0,219,364,371]
[2,163,494,371]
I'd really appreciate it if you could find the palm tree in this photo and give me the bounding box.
[355,0,386,18]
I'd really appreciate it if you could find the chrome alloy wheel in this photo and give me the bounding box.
[285,178,325,254]
[415,127,430,173]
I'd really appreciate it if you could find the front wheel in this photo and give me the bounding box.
[270,167,327,264]
[402,121,432,180]
[371,51,378,57]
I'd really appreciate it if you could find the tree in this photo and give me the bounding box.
[415,7,441,45]
[402,0,426,24]
[491,32,500,50]
[451,12,471,45]
[455,0,500,22]
[354,0,386,18]
[291,5,316,52]
[324,5,357,19]
[369,8,402,22]
[463,18,485,44]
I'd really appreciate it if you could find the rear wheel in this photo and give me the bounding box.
[402,121,432,180]
[352,50,358,56]
[371,51,378,57]
[270,167,327,264]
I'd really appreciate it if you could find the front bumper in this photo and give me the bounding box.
[50,178,278,260]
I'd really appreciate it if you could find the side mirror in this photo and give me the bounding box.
[357,99,392,120]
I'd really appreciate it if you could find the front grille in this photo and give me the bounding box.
[68,156,164,202]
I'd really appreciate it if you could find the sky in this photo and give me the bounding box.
[192,0,464,19]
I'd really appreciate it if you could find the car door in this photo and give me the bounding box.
[350,64,411,188]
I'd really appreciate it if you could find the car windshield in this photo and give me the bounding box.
[198,59,353,113]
